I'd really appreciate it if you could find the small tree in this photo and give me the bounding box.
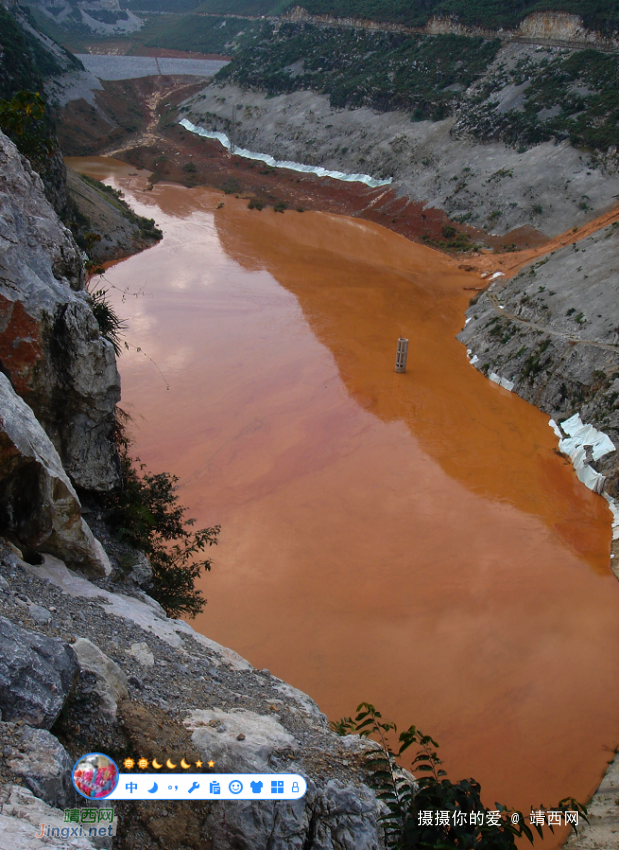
[332,703,587,849]
[103,418,220,618]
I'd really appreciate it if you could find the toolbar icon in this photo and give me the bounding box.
[188,782,200,794]
[271,781,284,794]
[229,780,243,795]
[209,781,221,795]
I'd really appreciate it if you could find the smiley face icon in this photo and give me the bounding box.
[228,780,243,795]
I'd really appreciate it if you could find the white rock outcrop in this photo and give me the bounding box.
[0,130,120,492]
[0,785,97,850]
[0,373,111,576]
[186,708,298,772]
[72,636,129,719]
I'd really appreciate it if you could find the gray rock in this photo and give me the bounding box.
[0,617,77,728]
[28,604,52,625]
[0,373,111,577]
[206,779,382,850]
[126,642,155,668]
[0,130,120,492]
[128,551,152,588]
[0,784,98,850]
[458,222,619,494]
[3,723,75,809]
[186,708,298,772]
[72,637,128,719]
[564,750,619,849]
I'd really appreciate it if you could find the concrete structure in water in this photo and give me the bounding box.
[395,337,409,372]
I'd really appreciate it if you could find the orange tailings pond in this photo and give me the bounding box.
[72,157,619,834]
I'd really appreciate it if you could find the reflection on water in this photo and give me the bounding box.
[69,158,619,834]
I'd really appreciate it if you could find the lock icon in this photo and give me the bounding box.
[292,781,299,793]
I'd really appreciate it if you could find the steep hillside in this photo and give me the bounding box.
[459,223,619,496]
[281,0,619,34]
[218,21,619,153]
[0,2,81,100]
[0,3,162,259]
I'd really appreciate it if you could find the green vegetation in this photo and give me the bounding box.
[0,90,54,167]
[102,419,220,618]
[333,703,587,849]
[78,175,163,242]
[218,19,619,154]
[194,0,290,13]
[282,0,619,34]
[116,0,619,34]
[221,176,242,193]
[0,5,68,99]
[28,6,264,56]
[522,338,552,380]
[219,23,500,116]
[423,225,479,252]
[138,14,263,54]
[90,288,126,356]
[463,48,619,153]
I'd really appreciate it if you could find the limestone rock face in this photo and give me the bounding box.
[0,373,111,575]
[0,784,97,850]
[0,617,77,729]
[72,636,128,719]
[205,779,383,850]
[3,722,75,809]
[0,131,120,492]
[186,708,298,772]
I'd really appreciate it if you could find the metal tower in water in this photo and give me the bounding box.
[395,338,408,373]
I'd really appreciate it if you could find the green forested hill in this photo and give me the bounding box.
[286,1,619,34]
[123,0,619,34]
[0,5,69,99]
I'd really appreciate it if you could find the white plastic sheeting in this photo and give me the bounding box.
[548,419,563,440]
[559,413,616,460]
[548,413,616,495]
[179,119,393,188]
[603,493,619,541]
[489,372,514,391]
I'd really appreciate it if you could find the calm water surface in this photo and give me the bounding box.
[70,158,619,834]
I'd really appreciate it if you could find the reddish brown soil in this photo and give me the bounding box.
[132,46,231,61]
[80,40,229,60]
[58,75,619,268]
[58,76,539,254]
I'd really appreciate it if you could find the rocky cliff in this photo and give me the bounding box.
[0,132,121,493]
[283,8,619,49]
[458,223,619,501]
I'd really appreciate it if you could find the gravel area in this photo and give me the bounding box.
[0,538,372,790]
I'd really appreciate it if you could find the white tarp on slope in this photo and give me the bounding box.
[489,372,514,391]
[179,119,393,188]
[559,412,616,460]
[548,413,616,494]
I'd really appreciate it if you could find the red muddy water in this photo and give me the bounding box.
[69,157,619,844]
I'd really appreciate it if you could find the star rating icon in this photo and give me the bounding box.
[122,755,213,771]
